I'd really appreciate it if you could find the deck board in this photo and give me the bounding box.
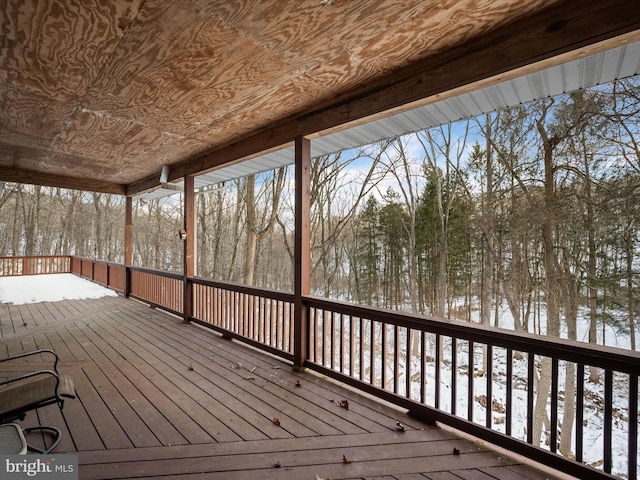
[0,293,562,480]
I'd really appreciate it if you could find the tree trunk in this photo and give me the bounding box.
[532,103,563,446]
[585,153,600,381]
[244,174,258,285]
[624,217,636,350]
[559,245,579,456]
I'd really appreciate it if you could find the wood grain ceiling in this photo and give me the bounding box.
[1,0,639,195]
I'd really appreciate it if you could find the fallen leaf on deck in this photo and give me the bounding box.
[244,376,256,380]
[342,454,353,463]
[250,366,257,373]
[188,363,194,371]
[339,399,349,410]
[273,417,281,427]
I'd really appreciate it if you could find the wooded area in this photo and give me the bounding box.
[1,78,638,356]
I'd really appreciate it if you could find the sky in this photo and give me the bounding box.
[0,273,117,304]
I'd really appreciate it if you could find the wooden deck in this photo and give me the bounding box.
[0,292,562,480]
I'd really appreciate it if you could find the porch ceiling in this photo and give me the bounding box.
[1,1,640,196]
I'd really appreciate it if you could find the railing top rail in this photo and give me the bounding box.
[127,265,184,281]
[69,256,125,269]
[0,255,70,260]
[304,295,640,376]
[192,276,294,302]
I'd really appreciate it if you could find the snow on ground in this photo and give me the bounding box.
[0,273,118,304]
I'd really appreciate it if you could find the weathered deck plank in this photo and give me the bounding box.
[0,293,560,480]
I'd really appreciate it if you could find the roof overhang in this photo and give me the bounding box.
[135,38,640,200]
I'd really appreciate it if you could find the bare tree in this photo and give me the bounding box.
[416,122,469,318]
[243,169,287,285]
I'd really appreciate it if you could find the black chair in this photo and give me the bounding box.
[0,349,76,453]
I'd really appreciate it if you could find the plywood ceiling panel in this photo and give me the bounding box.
[83,1,299,137]
[1,0,638,194]
[0,0,143,101]
[0,86,73,150]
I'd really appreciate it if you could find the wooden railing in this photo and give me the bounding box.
[191,277,295,361]
[128,267,183,315]
[2,255,638,479]
[71,257,126,293]
[0,255,70,276]
[304,296,639,480]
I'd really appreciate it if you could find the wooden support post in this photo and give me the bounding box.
[124,196,133,297]
[293,135,311,370]
[183,175,195,323]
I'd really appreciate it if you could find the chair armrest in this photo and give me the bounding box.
[0,350,60,374]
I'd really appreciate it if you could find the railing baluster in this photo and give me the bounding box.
[527,352,534,444]
[242,293,247,337]
[312,307,318,363]
[339,314,344,374]
[322,310,327,367]
[604,369,613,473]
[251,294,256,340]
[226,288,230,329]
[339,313,344,374]
[325,310,330,368]
[359,317,364,381]
[275,299,281,349]
[629,374,638,480]
[506,348,513,436]
[322,310,332,367]
[576,363,584,463]
[230,290,235,332]
[468,340,474,422]
[349,316,354,376]
[251,295,256,342]
[264,296,269,343]
[420,330,425,404]
[435,334,441,410]
[330,311,336,370]
[550,357,559,453]
[451,338,457,416]
[381,322,387,390]
[406,328,411,399]
[370,320,375,385]
[486,344,493,428]
[259,295,265,342]
[394,325,399,394]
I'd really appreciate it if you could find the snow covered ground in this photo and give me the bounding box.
[0,273,117,304]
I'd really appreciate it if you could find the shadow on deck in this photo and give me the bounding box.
[0,293,560,479]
